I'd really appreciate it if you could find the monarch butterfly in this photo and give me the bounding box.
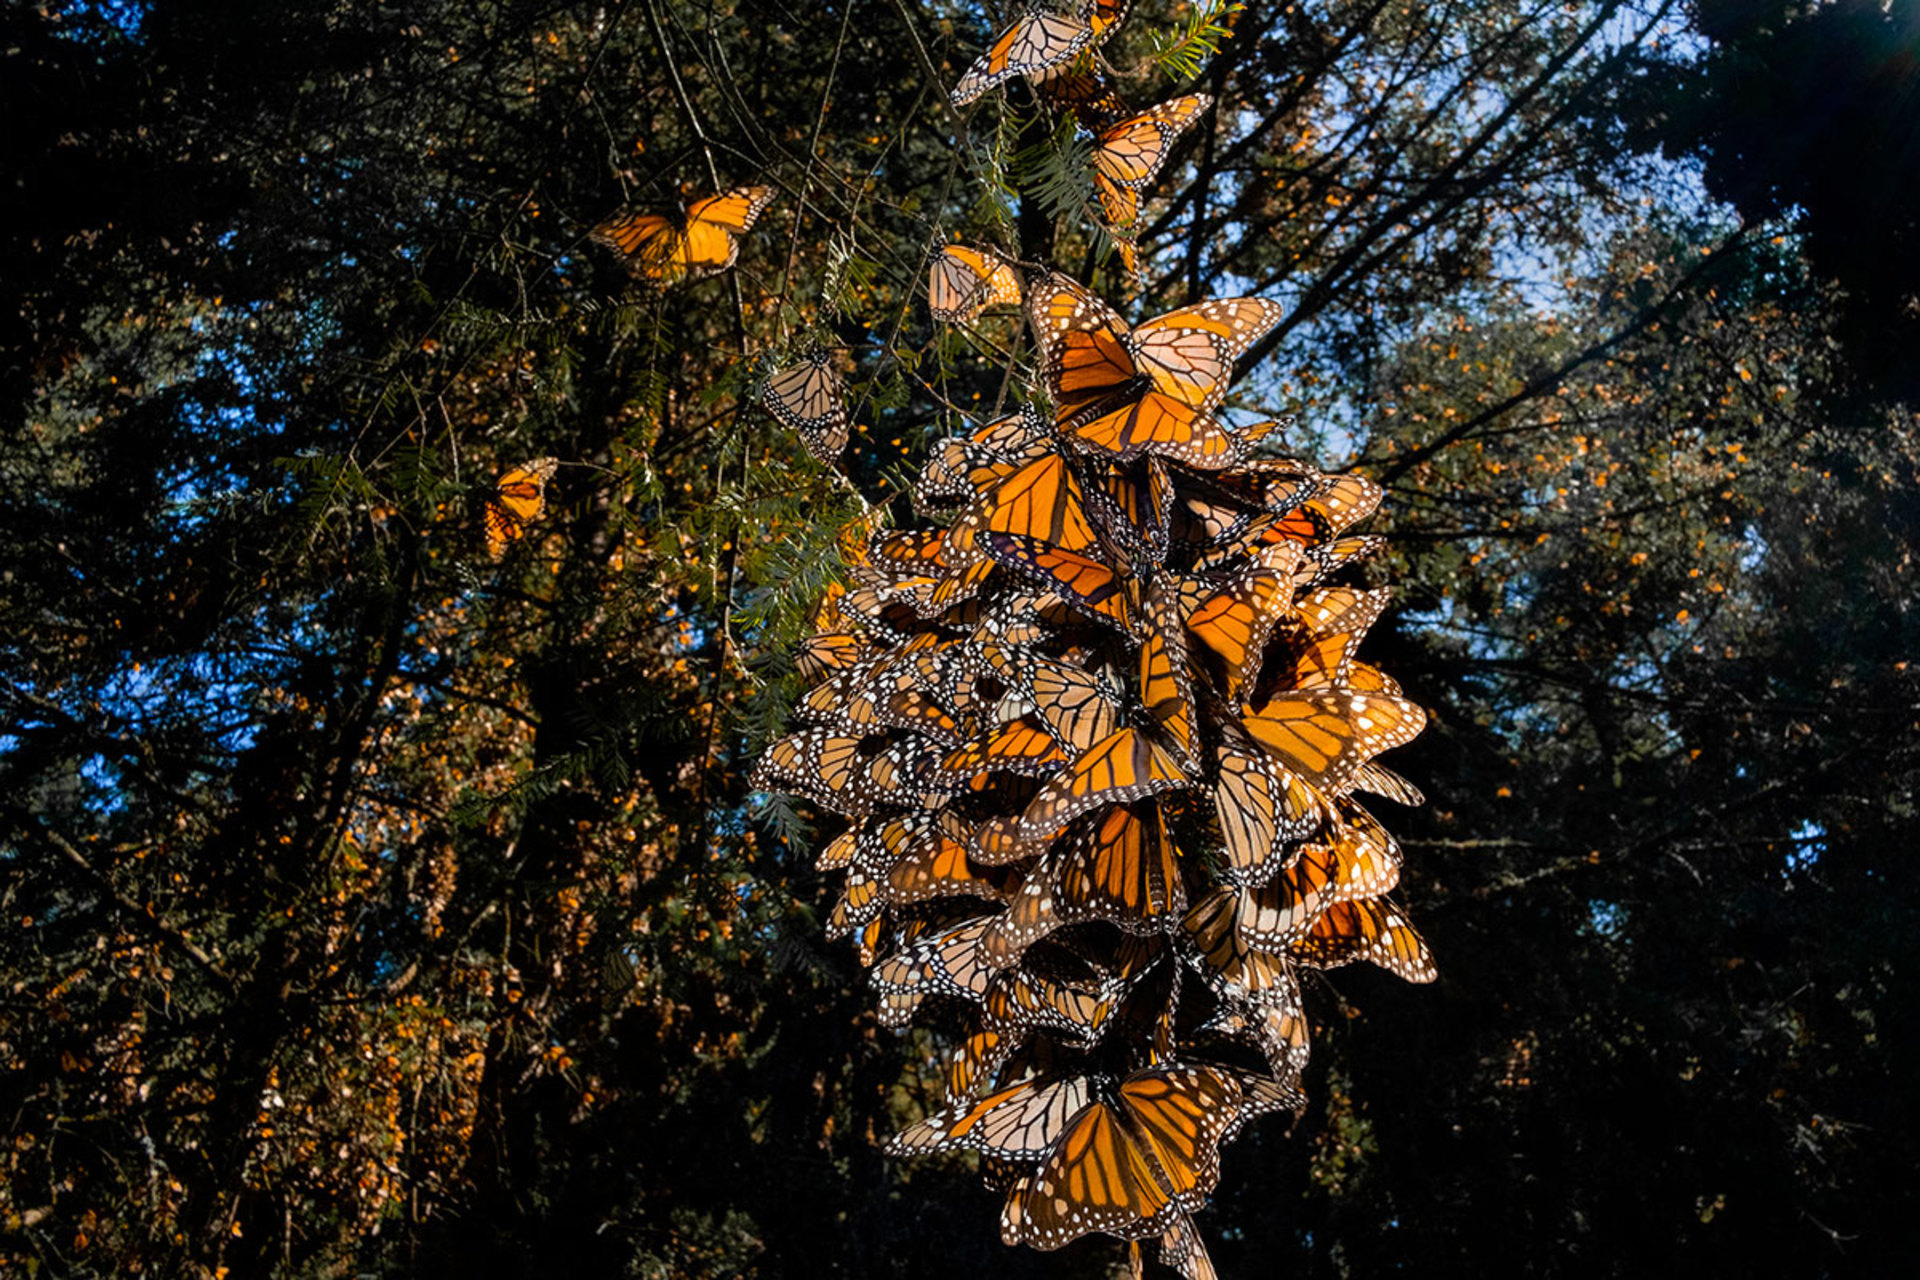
[1070,391,1251,469]
[1349,760,1426,807]
[591,186,776,282]
[1012,726,1189,845]
[761,353,849,463]
[1297,533,1386,586]
[1180,886,1297,1000]
[890,1074,1092,1159]
[980,642,1125,752]
[937,716,1071,780]
[949,1,1131,107]
[1198,818,1400,954]
[813,827,859,872]
[946,1028,1017,1101]
[983,532,1136,631]
[751,729,872,815]
[1240,689,1424,798]
[1028,275,1286,423]
[901,642,993,716]
[1138,594,1201,772]
[1092,95,1213,230]
[973,589,1083,647]
[826,847,886,925]
[1184,547,1302,702]
[982,452,1105,551]
[983,952,1119,1042]
[484,457,557,559]
[798,653,900,725]
[920,441,1026,511]
[993,1064,1294,1251]
[918,408,1055,508]
[880,687,966,744]
[871,916,998,1025]
[1294,584,1392,641]
[1169,482,1263,553]
[1202,986,1312,1098]
[1290,897,1437,982]
[928,245,1025,322]
[986,802,1186,965]
[869,814,1013,906]
[797,630,868,680]
[1267,627,1360,694]
[1034,67,1131,127]
[1083,454,1174,561]
[1152,1209,1220,1280]
[1211,736,1334,885]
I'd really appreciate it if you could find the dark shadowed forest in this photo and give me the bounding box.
[2,1,1916,1277]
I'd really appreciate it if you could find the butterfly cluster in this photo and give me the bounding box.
[753,256,1434,1274]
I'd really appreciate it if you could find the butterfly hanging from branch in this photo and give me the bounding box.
[950,1,1132,107]
[761,352,851,464]
[592,186,776,283]
[484,457,557,560]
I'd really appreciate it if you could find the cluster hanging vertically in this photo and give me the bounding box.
[753,5,1435,1277]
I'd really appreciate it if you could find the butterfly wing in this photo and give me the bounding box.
[952,11,1098,106]
[762,354,849,462]
[982,532,1136,631]
[484,457,556,559]
[1239,691,1425,796]
[1012,727,1189,844]
[686,186,776,233]
[1092,95,1213,229]
[889,1073,1092,1157]
[1068,392,1249,468]
[981,642,1125,751]
[1211,734,1334,885]
[591,211,677,260]
[1026,272,1141,424]
[929,245,1025,322]
[1289,897,1436,982]
[1001,1099,1177,1248]
[1127,298,1287,413]
[982,453,1104,551]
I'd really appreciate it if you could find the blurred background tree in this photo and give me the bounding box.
[0,1,1911,1276]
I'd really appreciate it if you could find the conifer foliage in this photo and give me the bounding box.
[752,6,1435,1273]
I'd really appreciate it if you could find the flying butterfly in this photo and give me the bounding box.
[591,186,776,283]
[484,457,557,560]
[1092,95,1213,230]
[761,353,849,463]
[950,1,1131,107]
[929,245,1025,322]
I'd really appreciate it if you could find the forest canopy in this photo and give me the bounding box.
[1,1,1914,1277]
